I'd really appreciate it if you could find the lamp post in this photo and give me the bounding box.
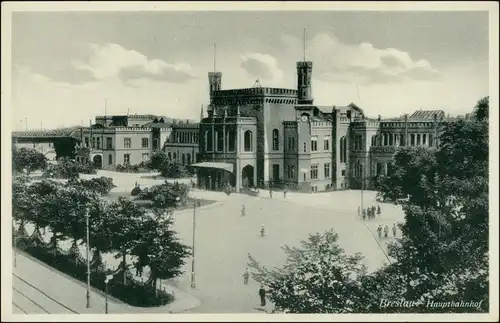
[104,274,112,314]
[13,220,17,268]
[85,211,91,308]
[190,197,197,288]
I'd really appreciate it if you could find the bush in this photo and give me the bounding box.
[68,177,116,196]
[113,164,150,173]
[136,181,189,209]
[43,158,97,179]
[131,186,142,196]
[17,239,173,307]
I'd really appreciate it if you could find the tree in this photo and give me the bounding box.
[107,197,145,284]
[372,97,489,312]
[12,147,48,174]
[247,230,367,313]
[149,151,169,171]
[68,177,116,196]
[132,213,191,291]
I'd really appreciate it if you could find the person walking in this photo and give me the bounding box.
[241,205,246,216]
[377,205,381,215]
[269,188,273,199]
[357,206,361,217]
[259,285,266,306]
[284,186,287,199]
[377,225,383,238]
[372,206,377,218]
[260,224,265,237]
[243,268,250,285]
[362,209,366,220]
[134,261,140,276]
[392,223,397,237]
[384,225,389,238]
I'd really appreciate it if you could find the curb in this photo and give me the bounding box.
[13,249,202,313]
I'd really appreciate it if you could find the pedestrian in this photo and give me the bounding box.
[362,209,366,220]
[357,206,361,217]
[261,224,265,237]
[284,186,287,198]
[377,225,383,238]
[392,223,397,237]
[243,268,250,285]
[384,225,389,238]
[241,205,246,216]
[377,205,381,215]
[269,189,273,199]
[134,261,140,276]
[372,206,376,218]
[367,207,372,219]
[259,285,266,306]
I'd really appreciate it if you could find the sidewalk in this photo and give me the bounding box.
[13,251,201,314]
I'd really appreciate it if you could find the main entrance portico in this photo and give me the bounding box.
[192,161,257,193]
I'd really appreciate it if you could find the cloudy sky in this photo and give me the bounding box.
[10,10,489,130]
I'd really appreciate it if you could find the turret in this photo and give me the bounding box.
[297,61,313,104]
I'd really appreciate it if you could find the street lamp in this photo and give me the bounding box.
[85,211,91,308]
[13,220,17,268]
[190,198,197,288]
[104,273,112,314]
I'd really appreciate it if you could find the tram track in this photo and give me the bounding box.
[12,273,79,314]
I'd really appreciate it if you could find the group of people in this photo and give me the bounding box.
[268,186,287,199]
[358,205,381,220]
[377,223,398,238]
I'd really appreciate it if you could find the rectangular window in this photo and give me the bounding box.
[423,134,427,146]
[96,137,101,149]
[216,130,224,152]
[311,137,318,152]
[324,163,331,178]
[124,154,130,165]
[106,137,113,149]
[142,153,149,162]
[124,137,131,148]
[341,169,346,176]
[206,130,213,152]
[272,164,280,182]
[142,138,149,148]
[324,136,330,151]
[92,137,96,149]
[310,164,318,179]
[85,137,89,147]
[416,134,421,146]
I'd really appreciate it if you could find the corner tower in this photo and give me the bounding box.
[297,61,313,104]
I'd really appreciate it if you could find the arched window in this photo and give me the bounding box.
[272,129,280,150]
[244,130,253,151]
[340,136,347,163]
[187,153,191,165]
[182,153,186,165]
[410,134,415,146]
[416,134,421,146]
[400,134,405,146]
[108,154,113,165]
[389,133,393,146]
[173,152,177,160]
[371,135,376,146]
[383,133,388,146]
[205,130,213,151]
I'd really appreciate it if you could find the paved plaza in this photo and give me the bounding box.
[14,171,405,314]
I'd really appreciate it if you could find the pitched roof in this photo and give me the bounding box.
[410,110,445,120]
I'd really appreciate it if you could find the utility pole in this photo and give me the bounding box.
[85,211,91,308]
[191,198,197,288]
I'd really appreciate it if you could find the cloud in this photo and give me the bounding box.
[72,43,198,85]
[240,53,284,81]
[282,33,441,85]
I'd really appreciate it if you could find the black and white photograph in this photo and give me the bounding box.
[1,2,498,321]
